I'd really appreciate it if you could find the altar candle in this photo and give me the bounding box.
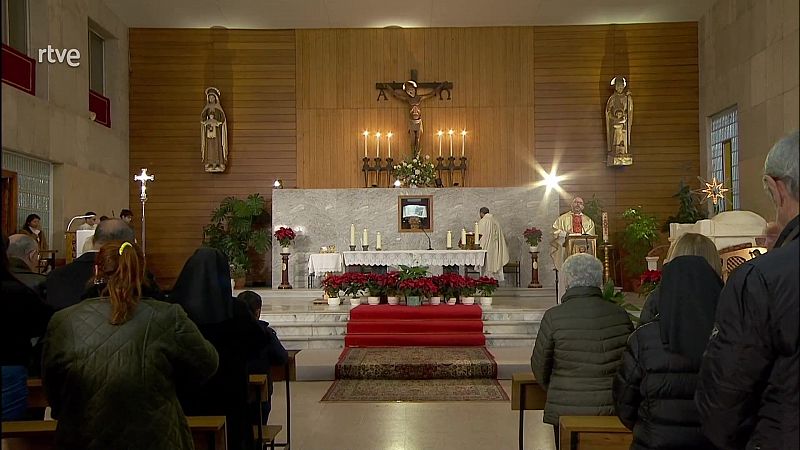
[375,132,381,158]
[437,130,444,157]
[376,232,382,249]
[362,131,369,157]
[448,129,454,157]
[387,132,393,158]
[602,212,609,243]
[474,221,479,238]
[461,130,467,157]
[447,230,452,248]
[363,229,368,246]
[461,228,467,245]
[350,224,356,246]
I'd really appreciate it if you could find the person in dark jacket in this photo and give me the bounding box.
[238,290,289,425]
[532,253,634,447]
[45,219,163,310]
[7,233,47,297]
[639,233,721,323]
[1,234,52,420]
[696,131,799,450]
[173,248,268,450]
[614,255,722,450]
[41,241,218,450]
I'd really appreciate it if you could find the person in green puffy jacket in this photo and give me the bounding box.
[531,253,633,448]
[42,241,219,450]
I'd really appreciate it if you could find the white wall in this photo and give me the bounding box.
[699,0,799,219]
[1,0,129,254]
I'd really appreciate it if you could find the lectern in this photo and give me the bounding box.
[564,234,597,258]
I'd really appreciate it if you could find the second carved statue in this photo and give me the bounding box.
[605,76,633,167]
[201,87,228,173]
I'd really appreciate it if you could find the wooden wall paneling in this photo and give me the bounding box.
[129,29,296,288]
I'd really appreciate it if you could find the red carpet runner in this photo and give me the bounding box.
[345,304,485,347]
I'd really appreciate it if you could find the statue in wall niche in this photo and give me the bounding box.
[605,76,633,167]
[201,87,228,173]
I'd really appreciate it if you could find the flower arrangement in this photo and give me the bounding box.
[433,273,478,299]
[339,272,368,297]
[364,273,385,297]
[398,278,437,298]
[523,227,543,247]
[638,269,662,299]
[393,155,436,187]
[382,272,401,296]
[476,276,499,297]
[274,227,296,248]
[321,274,342,298]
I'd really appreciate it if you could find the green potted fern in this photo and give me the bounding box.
[620,206,660,279]
[203,194,271,288]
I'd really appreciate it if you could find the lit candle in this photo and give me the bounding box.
[461,228,467,245]
[448,129,454,157]
[461,130,467,157]
[350,224,355,247]
[362,130,369,158]
[437,130,444,157]
[447,230,452,248]
[602,212,609,243]
[474,221,479,239]
[375,132,381,158]
[387,132,393,158]
[376,232,382,250]
[363,228,369,246]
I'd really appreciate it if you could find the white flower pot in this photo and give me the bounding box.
[429,296,441,305]
[281,246,290,253]
[349,297,361,306]
[367,296,380,305]
[387,296,400,305]
[529,245,539,253]
[461,296,475,305]
[230,279,236,291]
[480,296,493,306]
[327,297,341,306]
[645,256,659,271]
[447,297,457,305]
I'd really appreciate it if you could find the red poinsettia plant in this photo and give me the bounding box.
[339,272,368,297]
[523,227,543,246]
[476,276,499,297]
[274,227,296,247]
[638,269,662,298]
[382,271,401,296]
[321,273,342,298]
[398,278,437,298]
[364,273,385,296]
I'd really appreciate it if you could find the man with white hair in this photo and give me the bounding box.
[531,253,633,447]
[696,130,799,449]
[7,234,46,296]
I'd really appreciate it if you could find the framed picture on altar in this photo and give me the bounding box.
[398,195,433,232]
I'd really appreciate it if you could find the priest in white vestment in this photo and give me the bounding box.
[477,207,509,281]
[552,196,596,237]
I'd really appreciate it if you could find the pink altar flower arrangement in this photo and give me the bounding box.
[274,227,296,247]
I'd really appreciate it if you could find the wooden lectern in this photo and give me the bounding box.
[65,231,77,264]
[564,234,597,258]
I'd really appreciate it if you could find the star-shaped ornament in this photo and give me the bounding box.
[698,176,729,205]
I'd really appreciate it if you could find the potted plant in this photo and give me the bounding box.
[321,274,342,306]
[203,194,270,288]
[638,269,662,299]
[342,272,368,305]
[620,207,660,278]
[523,227,543,252]
[662,181,707,232]
[397,265,429,306]
[383,272,401,305]
[274,227,296,253]
[460,277,478,305]
[434,273,463,304]
[583,195,606,245]
[476,276,499,306]
[602,280,641,325]
[365,273,384,305]
[398,278,437,306]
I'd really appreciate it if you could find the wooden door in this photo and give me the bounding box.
[1,169,19,237]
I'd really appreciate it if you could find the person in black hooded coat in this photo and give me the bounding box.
[613,255,722,450]
[172,248,267,450]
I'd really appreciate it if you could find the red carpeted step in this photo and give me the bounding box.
[345,333,486,347]
[349,304,483,320]
[347,319,484,334]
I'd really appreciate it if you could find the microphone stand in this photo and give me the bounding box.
[421,226,433,250]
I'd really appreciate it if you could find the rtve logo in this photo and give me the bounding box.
[37,45,81,67]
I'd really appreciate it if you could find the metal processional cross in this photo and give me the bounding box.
[134,168,155,256]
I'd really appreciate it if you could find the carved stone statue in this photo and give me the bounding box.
[201,87,228,173]
[605,76,633,166]
[388,80,446,157]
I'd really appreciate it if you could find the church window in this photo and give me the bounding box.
[709,107,739,211]
[2,0,29,54]
[2,150,52,243]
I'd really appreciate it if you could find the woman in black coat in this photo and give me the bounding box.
[172,248,267,450]
[613,255,722,450]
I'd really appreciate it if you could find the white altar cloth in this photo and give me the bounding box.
[342,250,486,271]
[307,253,345,275]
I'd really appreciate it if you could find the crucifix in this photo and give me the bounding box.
[376,70,453,157]
[134,168,155,256]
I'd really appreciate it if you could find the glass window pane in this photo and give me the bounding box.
[89,30,105,93]
[2,151,52,244]
[6,0,28,53]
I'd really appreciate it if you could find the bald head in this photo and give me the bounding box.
[8,234,39,270]
[93,218,135,249]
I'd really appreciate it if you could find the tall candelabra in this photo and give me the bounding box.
[362,157,395,187]
[432,156,469,187]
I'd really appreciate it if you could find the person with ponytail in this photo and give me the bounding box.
[41,241,219,450]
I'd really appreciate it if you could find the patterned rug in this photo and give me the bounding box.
[321,379,509,402]
[336,347,497,380]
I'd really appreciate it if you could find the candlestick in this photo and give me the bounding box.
[350,224,356,247]
[362,228,369,246]
[437,130,444,157]
[461,228,467,246]
[376,232,382,250]
[375,132,381,158]
[362,130,369,158]
[446,230,452,249]
[387,132,393,158]
[460,130,467,157]
[448,129,454,157]
[601,211,609,243]
[474,221,479,240]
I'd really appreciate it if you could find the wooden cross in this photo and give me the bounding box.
[134,168,155,202]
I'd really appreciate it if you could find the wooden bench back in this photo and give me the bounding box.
[559,416,632,450]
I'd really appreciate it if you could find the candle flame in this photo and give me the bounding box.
[375,132,382,138]
[387,132,393,138]
[461,130,467,136]
[437,130,444,136]
[362,130,369,137]
[447,129,454,135]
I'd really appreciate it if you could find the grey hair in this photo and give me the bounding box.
[479,207,489,215]
[764,130,799,200]
[7,234,38,260]
[562,253,603,289]
[93,218,135,247]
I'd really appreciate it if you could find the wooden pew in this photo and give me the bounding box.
[248,374,282,450]
[559,416,632,450]
[26,378,46,409]
[511,372,547,450]
[1,416,227,450]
